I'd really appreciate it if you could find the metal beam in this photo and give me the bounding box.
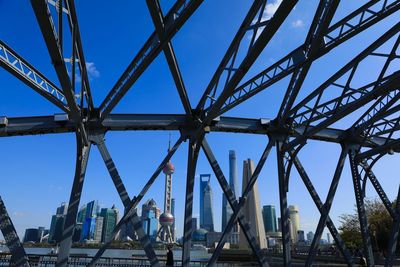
[276,139,291,267]
[30,0,87,144]
[305,146,347,267]
[202,0,298,125]
[99,0,204,120]
[349,148,374,267]
[56,135,91,267]
[291,153,354,266]
[201,138,269,267]
[385,185,400,267]
[88,136,184,266]
[146,0,192,116]
[218,0,400,116]
[0,40,69,112]
[90,133,159,266]
[182,135,203,267]
[278,0,340,121]
[0,196,30,266]
[207,140,273,267]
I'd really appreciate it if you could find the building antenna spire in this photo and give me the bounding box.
[168,133,171,152]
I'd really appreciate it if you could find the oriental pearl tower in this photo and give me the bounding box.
[157,139,175,243]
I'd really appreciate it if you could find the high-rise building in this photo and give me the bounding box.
[94,217,104,242]
[277,217,282,232]
[192,217,197,231]
[79,200,101,242]
[289,205,300,243]
[222,150,239,244]
[262,205,277,234]
[239,159,267,249]
[327,233,331,244]
[142,199,160,242]
[200,174,214,232]
[24,228,39,242]
[49,202,68,243]
[307,231,314,244]
[85,200,99,218]
[297,230,305,243]
[100,205,119,243]
[81,217,97,241]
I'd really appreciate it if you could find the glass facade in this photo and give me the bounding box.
[262,205,277,233]
[100,206,118,242]
[200,174,214,232]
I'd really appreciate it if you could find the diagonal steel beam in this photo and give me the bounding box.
[56,134,91,267]
[276,139,291,267]
[99,0,204,120]
[0,196,30,267]
[385,185,400,267]
[64,0,94,110]
[218,0,400,116]
[202,0,298,126]
[290,153,354,266]
[88,136,184,266]
[278,0,340,122]
[201,138,269,267]
[30,0,88,144]
[146,0,192,116]
[207,140,273,267]
[90,133,159,266]
[305,146,348,267]
[182,134,203,267]
[349,148,374,267]
[0,40,69,113]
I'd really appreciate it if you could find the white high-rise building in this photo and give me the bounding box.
[239,159,267,249]
[289,205,300,243]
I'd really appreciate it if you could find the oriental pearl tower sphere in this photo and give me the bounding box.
[158,141,175,243]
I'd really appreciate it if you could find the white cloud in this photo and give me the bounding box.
[292,19,304,28]
[263,0,283,21]
[86,62,100,79]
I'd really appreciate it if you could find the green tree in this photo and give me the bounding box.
[338,198,396,253]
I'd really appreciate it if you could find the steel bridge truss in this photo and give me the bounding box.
[1,0,400,266]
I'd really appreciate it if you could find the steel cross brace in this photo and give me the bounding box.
[207,140,273,267]
[89,133,159,266]
[88,136,184,266]
[146,0,192,116]
[385,185,400,267]
[0,196,30,266]
[182,133,204,267]
[305,146,348,267]
[278,0,340,122]
[30,0,88,144]
[99,0,204,120]
[290,152,354,266]
[349,148,375,267]
[219,0,400,117]
[56,134,91,267]
[0,40,69,113]
[201,138,269,267]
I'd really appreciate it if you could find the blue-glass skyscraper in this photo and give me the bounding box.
[200,174,214,232]
[141,199,160,242]
[262,205,277,234]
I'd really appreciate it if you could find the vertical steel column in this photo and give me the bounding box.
[291,153,354,266]
[92,133,159,266]
[182,135,203,267]
[349,148,374,267]
[385,185,400,267]
[0,196,30,266]
[56,135,91,267]
[306,146,347,267]
[276,139,291,267]
[201,138,269,267]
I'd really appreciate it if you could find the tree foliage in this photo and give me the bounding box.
[338,198,396,253]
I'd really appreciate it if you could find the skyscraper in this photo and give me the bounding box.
[49,202,68,243]
[141,199,160,242]
[100,205,119,243]
[222,150,239,244]
[307,231,314,244]
[289,205,300,243]
[239,159,267,249]
[200,174,214,232]
[94,217,104,242]
[79,200,100,242]
[262,205,277,234]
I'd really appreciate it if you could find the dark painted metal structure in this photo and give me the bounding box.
[0,0,399,266]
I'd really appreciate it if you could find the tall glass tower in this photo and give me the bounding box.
[222,150,239,244]
[200,174,214,232]
[100,205,119,242]
[262,205,277,234]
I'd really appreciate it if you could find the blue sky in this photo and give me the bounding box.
[0,0,399,243]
